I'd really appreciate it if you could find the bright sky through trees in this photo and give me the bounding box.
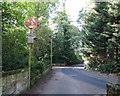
[65,0,90,25]
[49,0,92,30]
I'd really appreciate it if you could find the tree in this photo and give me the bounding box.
[52,1,83,64]
[2,2,57,73]
[78,2,120,75]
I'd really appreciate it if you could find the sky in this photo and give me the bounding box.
[65,0,91,25]
[49,0,93,30]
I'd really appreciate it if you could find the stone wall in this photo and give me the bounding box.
[2,69,29,94]
[2,67,51,95]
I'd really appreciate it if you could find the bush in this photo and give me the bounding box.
[97,59,120,75]
[31,57,49,79]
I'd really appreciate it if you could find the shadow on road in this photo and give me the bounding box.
[61,68,107,89]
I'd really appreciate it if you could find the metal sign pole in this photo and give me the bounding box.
[51,35,52,67]
[28,29,32,90]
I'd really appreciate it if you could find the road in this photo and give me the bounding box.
[26,66,120,94]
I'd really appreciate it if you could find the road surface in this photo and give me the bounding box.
[26,66,120,94]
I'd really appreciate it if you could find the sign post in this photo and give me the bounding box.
[24,18,38,90]
[28,37,32,90]
[51,35,52,67]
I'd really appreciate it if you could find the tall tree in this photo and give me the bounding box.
[52,1,82,64]
[78,2,120,75]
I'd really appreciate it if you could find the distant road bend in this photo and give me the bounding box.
[27,65,120,94]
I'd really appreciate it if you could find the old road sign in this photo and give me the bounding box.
[26,32,36,38]
[26,32,36,43]
[24,18,38,29]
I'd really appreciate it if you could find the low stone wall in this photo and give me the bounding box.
[2,69,29,94]
[106,83,120,96]
[2,67,52,95]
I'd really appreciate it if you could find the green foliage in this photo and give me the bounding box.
[31,56,47,78]
[52,4,83,64]
[2,2,56,73]
[3,1,120,78]
[2,2,30,71]
[97,59,120,75]
[78,2,120,75]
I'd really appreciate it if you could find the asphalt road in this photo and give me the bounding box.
[27,66,120,94]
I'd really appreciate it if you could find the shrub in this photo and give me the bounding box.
[97,59,120,75]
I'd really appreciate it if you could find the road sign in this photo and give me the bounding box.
[27,37,34,43]
[24,18,38,29]
[26,32,36,43]
[24,18,38,89]
[26,32,36,38]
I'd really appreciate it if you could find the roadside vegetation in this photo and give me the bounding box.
[2,1,120,78]
[2,2,56,78]
[77,2,120,76]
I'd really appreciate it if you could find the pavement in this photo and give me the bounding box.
[26,66,120,95]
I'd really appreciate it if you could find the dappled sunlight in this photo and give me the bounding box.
[2,1,120,95]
